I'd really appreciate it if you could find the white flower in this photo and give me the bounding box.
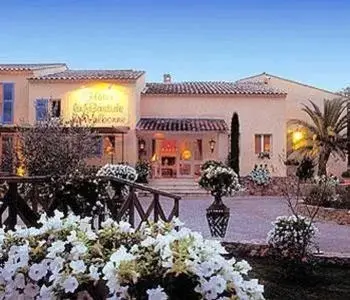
[119,221,134,233]
[38,284,52,300]
[140,236,156,247]
[235,260,252,275]
[24,283,40,298]
[109,246,135,268]
[89,265,100,281]
[146,285,168,300]
[29,263,47,281]
[14,273,26,289]
[69,260,86,274]
[47,240,66,258]
[70,242,88,259]
[62,276,79,293]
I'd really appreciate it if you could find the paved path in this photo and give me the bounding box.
[150,196,350,253]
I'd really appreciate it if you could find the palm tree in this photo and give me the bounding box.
[289,98,347,175]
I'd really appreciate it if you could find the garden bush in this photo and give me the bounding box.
[0,212,265,299]
[249,165,271,186]
[267,215,318,260]
[304,175,350,209]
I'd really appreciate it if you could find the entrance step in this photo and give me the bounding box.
[148,179,208,195]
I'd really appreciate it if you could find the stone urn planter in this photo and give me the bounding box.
[198,161,242,239]
[206,195,230,238]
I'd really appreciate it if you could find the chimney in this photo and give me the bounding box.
[263,75,271,85]
[163,73,171,83]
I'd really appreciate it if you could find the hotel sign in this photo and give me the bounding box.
[68,85,129,127]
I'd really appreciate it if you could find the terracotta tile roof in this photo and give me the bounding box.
[0,63,66,71]
[31,69,145,81]
[143,81,286,95]
[136,118,228,132]
[237,72,339,96]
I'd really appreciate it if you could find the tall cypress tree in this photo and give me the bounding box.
[230,112,240,175]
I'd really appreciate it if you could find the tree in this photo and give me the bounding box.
[230,112,240,175]
[340,87,350,170]
[10,117,98,176]
[290,98,347,175]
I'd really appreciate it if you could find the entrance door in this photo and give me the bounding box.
[177,138,203,178]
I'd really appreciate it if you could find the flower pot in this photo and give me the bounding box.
[206,195,230,238]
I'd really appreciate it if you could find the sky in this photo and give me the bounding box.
[0,0,349,91]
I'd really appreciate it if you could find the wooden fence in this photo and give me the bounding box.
[0,176,181,230]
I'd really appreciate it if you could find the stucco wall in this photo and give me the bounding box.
[140,94,287,176]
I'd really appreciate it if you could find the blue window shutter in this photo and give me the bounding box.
[96,137,103,157]
[90,136,103,158]
[35,99,48,121]
[2,83,14,124]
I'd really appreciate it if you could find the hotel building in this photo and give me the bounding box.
[0,63,345,179]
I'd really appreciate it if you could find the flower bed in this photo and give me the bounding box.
[0,212,265,299]
[297,203,350,225]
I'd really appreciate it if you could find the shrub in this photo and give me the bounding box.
[249,164,271,186]
[304,175,340,208]
[305,175,350,209]
[135,160,151,183]
[335,186,350,209]
[296,157,315,181]
[198,163,242,197]
[0,212,265,299]
[267,215,318,260]
[97,164,138,182]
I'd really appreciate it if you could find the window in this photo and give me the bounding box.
[91,136,103,157]
[35,99,48,121]
[255,134,272,154]
[2,83,14,124]
[51,99,61,118]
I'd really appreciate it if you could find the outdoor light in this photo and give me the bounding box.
[292,130,303,144]
[139,139,146,151]
[209,139,216,153]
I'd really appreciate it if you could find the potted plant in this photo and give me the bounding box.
[198,161,242,237]
[258,151,270,160]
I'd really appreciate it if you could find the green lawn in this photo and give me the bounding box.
[244,257,350,300]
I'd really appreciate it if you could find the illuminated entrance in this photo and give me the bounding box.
[136,117,228,179]
[150,137,203,179]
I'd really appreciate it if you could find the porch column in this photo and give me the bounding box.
[218,132,228,163]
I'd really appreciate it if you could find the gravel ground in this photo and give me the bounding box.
[143,195,350,254]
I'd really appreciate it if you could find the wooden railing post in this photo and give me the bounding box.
[128,187,135,228]
[154,193,159,222]
[8,182,18,230]
[174,198,179,218]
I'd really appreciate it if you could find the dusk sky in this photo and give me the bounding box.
[1,0,349,91]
